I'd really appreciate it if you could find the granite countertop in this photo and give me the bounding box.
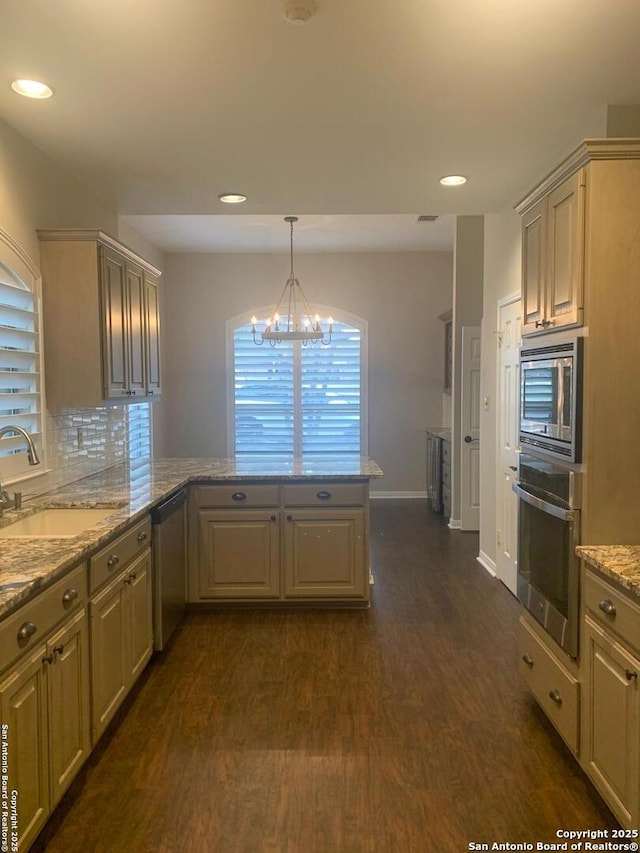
[0,456,383,619]
[577,545,640,599]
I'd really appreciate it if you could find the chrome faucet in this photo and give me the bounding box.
[0,425,40,515]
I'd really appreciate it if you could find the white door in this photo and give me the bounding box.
[496,296,521,595]
[460,326,481,530]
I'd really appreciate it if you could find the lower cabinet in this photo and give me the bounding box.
[190,481,370,605]
[582,615,640,828]
[283,509,366,598]
[0,603,90,852]
[89,548,152,742]
[197,510,280,598]
[518,614,580,754]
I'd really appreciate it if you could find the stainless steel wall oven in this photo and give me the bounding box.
[519,338,583,463]
[514,453,582,658]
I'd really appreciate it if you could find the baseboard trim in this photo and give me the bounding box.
[447,518,461,529]
[370,491,428,500]
[477,551,497,577]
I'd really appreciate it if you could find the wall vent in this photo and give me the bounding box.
[416,215,439,223]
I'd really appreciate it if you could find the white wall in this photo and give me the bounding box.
[479,209,521,566]
[156,251,453,493]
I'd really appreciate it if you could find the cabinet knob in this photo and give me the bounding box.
[598,599,616,617]
[17,621,37,642]
[53,644,65,657]
[232,492,247,502]
[626,670,638,682]
[316,490,332,500]
[521,653,534,667]
[62,587,78,604]
[42,654,53,666]
[548,689,562,706]
[286,514,292,521]
[137,531,148,542]
[270,515,277,522]
[107,554,120,568]
[129,572,137,582]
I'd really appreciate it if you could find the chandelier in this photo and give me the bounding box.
[251,216,333,346]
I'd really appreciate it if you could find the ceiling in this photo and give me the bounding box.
[1,0,640,252]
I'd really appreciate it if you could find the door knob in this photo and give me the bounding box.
[464,435,473,443]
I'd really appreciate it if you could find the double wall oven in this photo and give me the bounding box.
[515,336,584,658]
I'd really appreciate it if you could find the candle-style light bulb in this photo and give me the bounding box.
[328,316,334,326]
[251,316,257,326]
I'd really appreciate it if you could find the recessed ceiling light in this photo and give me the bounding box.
[218,193,247,204]
[10,79,54,99]
[440,175,467,186]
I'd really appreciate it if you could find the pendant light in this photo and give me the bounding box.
[251,216,333,346]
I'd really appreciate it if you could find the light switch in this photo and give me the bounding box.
[483,396,490,410]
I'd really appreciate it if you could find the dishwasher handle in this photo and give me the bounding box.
[151,489,187,524]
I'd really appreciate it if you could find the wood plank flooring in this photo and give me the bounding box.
[35,501,617,852]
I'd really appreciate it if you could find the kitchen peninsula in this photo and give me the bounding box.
[0,456,383,618]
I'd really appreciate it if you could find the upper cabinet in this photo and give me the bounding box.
[519,169,586,336]
[37,230,162,408]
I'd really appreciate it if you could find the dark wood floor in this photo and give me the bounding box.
[36,501,617,852]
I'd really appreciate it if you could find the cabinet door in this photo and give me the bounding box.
[89,575,127,742]
[283,509,366,598]
[545,169,585,331]
[101,247,129,399]
[582,616,640,828]
[46,609,91,807]
[521,198,547,335]
[126,549,153,682]
[126,261,147,398]
[0,646,50,851]
[144,272,162,398]
[198,510,280,598]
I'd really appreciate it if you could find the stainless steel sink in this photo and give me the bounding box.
[0,508,115,539]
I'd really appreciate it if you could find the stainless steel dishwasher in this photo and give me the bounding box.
[151,489,187,650]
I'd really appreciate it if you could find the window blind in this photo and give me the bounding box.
[0,262,42,480]
[233,317,362,456]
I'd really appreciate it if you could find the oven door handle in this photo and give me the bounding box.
[512,483,574,521]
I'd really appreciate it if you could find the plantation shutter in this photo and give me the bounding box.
[234,321,295,455]
[233,316,362,456]
[0,261,42,479]
[300,321,361,454]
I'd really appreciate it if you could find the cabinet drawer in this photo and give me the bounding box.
[518,617,579,753]
[195,484,279,508]
[584,569,640,651]
[283,483,365,507]
[0,563,87,672]
[442,440,451,465]
[89,517,151,592]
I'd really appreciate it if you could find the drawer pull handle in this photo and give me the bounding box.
[626,670,638,682]
[548,689,562,706]
[107,554,120,568]
[62,588,78,604]
[521,653,534,667]
[232,492,247,502]
[598,599,616,616]
[316,490,332,500]
[17,621,37,642]
[137,531,148,542]
[53,644,65,657]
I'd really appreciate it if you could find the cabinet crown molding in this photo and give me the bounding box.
[36,229,162,277]
[515,138,640,214]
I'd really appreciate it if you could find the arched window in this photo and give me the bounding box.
[0,230,45,483]
[227,307,368,457]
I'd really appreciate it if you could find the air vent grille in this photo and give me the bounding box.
[416,215,439,223]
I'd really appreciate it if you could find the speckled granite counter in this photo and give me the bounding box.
[0,456,383,618]
[577,545,640,599]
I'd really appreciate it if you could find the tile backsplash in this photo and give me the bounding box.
[18,403,150,499]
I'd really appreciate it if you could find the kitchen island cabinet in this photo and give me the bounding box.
[191,478,371,606]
